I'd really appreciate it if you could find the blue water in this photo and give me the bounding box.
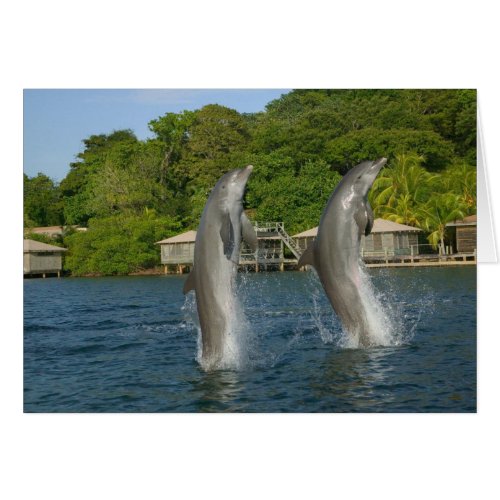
[24,267,476,412]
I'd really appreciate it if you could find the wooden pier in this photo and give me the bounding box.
[365,251,476,268]
[157,222,303,274]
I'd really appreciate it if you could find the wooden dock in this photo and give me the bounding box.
[158,222,477,273]
[364,251,476,268]
[366,260,476,268]
[240,251,477,271]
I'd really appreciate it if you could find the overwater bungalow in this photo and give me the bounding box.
[156,230,197,274]
[157,222,301,273]
[361,219,422,259]
[446,214,477,253]
[293,218,422,262]
[292,227,317,254]
[24,239,67,278]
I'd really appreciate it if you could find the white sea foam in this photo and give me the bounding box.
[307,262,418,349]
[182,269,255,371]
[356,264,400,346]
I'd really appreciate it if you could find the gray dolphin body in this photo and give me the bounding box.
[298,158,387,347]
[183,165,257,369]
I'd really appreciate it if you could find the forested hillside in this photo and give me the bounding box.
[24,89,477,275]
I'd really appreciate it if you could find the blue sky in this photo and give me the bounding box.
[23,89,290,181]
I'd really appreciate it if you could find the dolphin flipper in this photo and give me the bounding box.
[354,203,374,237]
[298,244,316,269]
[365,201,374,236]
[241,213,258,252]
[220,213,235,260]
[183,270,196,294]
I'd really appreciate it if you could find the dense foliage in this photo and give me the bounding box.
[63,212,181,276]
[24,173,64,227]
[24,89,477,275]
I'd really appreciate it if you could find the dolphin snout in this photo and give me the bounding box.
[238,164,254,182]
[368,157,387,176]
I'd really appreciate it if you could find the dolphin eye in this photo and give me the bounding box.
[222,185,225,189]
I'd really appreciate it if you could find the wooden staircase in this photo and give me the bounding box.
[252,221,302,259]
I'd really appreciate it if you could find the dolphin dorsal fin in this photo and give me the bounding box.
[297,244,316,269]
[241,212,258,252]
[182,270,196,294]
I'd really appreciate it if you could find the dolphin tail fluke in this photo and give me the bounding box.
[182,270,196,294]
[297,245,316,270]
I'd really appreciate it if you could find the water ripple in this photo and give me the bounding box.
[24,269,476,412]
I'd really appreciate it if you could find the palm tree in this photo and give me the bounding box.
[439,162,476,213]
[418,193,467,254]
[383,193,422,227]
[369,152,437,221]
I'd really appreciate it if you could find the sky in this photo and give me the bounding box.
[23,89,290,181]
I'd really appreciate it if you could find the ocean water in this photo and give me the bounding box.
[24,267,476,412]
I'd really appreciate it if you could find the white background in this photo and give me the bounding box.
[1,1,499,499]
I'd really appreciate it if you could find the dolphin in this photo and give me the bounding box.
[183,165,258,370]
[298,158,387,347]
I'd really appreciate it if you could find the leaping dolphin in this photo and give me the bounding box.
[183,165,258,370]
[298,158,387,347]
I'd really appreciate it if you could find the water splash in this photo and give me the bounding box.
[182,293,209,369]
[355,264,401,346]
[183,259,431,370]
[211,277,253,371]
[311,285,337,344]
[306,263,425,349]
[182,271,256,372]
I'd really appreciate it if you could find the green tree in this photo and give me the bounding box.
[187,104,250,160]
[148,110,195,187]
[370,152,436,217]
[438,162,476,214]
[325,128,455,173]
[23,231,65,247]
[263,89,476,163]
[24,173,64,226]
[63,211,181,276]
[418,193,467,254]
[381,193,422,227]
[175,105,252,224]
[414,89,477,161]
[60,130,138,224]
[247,157,342,233]
[88,140,169,218]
